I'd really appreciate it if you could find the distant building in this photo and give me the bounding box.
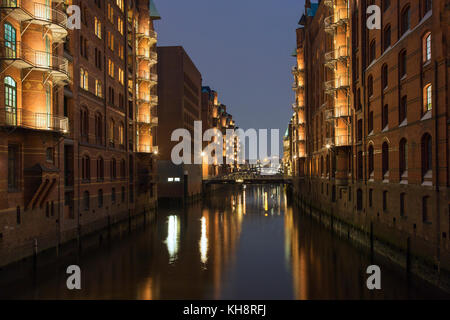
[157,46,203,201]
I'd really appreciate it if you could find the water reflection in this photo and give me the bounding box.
[0,185,448,299]
[166,215,180,264]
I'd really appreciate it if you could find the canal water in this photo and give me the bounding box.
[0,185,448,299]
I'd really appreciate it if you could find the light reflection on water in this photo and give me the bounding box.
[0,185,448,299]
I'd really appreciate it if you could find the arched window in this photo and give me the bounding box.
[369,40,376,63]
[381,64,388,89]
[399,138,408,176]
[4,23,16,58]
[368,75,374,97]
[383,25,391,51]
[423,32,431,63]
[368,145,374,177]
[423,0,432,16]
[119,122,124,145]
[421,133,432,178]
[400,5,411,36]
[95,113,103,144]
[4,76,17,124]
[423,83,432,113]
[382,142,389,178]
[97,156,104,181]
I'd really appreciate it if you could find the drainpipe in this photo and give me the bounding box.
[434,59,440,271]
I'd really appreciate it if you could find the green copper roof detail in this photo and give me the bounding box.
[150,0,161,20]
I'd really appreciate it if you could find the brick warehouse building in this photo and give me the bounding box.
[0,0,160,267]
[288,0,450,288]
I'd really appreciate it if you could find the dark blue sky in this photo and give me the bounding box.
[155,0,306,140]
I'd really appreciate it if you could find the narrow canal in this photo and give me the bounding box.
[0,185,448,299]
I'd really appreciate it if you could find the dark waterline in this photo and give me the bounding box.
[0,185,448,299]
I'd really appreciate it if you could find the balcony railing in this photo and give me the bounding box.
[137,145,158,154]
[326,135,352,147]
[324,46,349,63]
[0,41,70,83]
[324,74,349,93]
[0,108,69,134]
[0,1,68,41]
[137,49,157,64]
[137,28,157,42]
[137,71,158,83]
[292,82,304,91]
[137,114,158,126]
[292,103,304,111]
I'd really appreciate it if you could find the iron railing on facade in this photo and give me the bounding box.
[0,108,69,134]
[0,41,70,79]
[136,145,158,154]
[0,1,68,29]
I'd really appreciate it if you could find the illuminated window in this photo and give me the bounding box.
[108,59,114,78]
[423,32,431,63]
[80,68,88,90]
[168,178,174,182]
[94,17,102,39]
[95,80,102,97]
[107,4,114,23]
[118,68,124,85]
[119,123,124,145]
[118,17,123,34]
[116,0,124,11]
[4,76,16,113]
[108,32,114,51]
[423,84,432,113]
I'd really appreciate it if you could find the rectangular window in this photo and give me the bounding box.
[8,145,19,191]
[95,80,103,98]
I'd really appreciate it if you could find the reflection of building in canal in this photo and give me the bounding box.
[148,190,244,299]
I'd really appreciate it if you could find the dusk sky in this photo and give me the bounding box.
[155,0,306,152]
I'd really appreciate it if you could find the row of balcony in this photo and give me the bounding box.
[136,28,157,44]
[0,41,70,84]
[137,145,158,154]
[136,49,157,64]
[0,0,68,42]
[292,82,305,91]
[137,93,158,105]
[325,135,352,148]
[0,107,69,134]
[324,105,351,121]
[292,102,305,112]
[324,9,348,34]
[324,74,350,94]
[324,46,349,69]
[291,66,305,76]
[137,71,158,84]
[136,114,158,127]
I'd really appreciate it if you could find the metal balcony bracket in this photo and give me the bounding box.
[0,10,14,25]
[43,72,52,86]
[0,61,14,76]
[22,68,35,83]
[21,21,32,36]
